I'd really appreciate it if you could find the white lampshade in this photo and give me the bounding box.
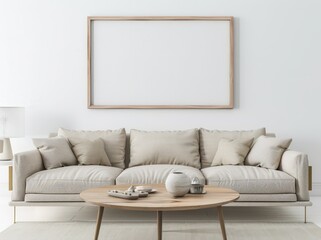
[0,107,24,160]
[0,107,25,138]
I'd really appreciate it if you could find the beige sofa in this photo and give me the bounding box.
[11,128,311,214]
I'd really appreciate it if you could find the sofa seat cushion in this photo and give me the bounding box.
[25,194,82,202]
[26,165,123,194]
[236,194,297,202]
[201,165,295,194]
[116,165,205,185]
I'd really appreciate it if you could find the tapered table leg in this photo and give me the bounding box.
[94,206,104,240]
[217,206,227,240]
[157,211,162,240]
[9,166,13,191]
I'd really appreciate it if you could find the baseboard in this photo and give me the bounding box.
[311,182,321,196]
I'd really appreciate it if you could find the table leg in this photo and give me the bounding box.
[217,206,227,240]
[157,211,162,240]
[9,166,13,191]
[94,206,104,240]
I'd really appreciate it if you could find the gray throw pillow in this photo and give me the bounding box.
[33,137,77,169]
[212,138,254,166]
[58,128,126,169]
[245,136,292,169]
[68,138,111,166]
[199,128,266,168]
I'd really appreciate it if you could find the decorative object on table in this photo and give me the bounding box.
[165,171,191,197]
[128,185,149,197]
[108,190,140,200]
[190,177,205,194]
[135,185,155,193]
[108,185,149,199]
[0,107,25,161]
[127,185,136,192]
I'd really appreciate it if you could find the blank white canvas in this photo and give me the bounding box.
[91,20,231,106]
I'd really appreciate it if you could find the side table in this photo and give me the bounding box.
[0,160,13,191]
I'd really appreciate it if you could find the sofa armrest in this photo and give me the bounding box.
[12,150,44,201]
[278,150,309,201]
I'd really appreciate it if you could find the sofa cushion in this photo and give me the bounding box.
[212,138,253,166]
[68,138,111,166]
[200,128,266,168]
[129,129,200,168]
[25,194,82,202]
[58,128,126,169]
[26,165,123,194]
[236,194,297,202]
[201,165,295,194]
[245,136,292,170]
[116,165,205,185]
[33,137,77,169]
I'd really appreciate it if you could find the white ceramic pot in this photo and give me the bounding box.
[165,171,191,197]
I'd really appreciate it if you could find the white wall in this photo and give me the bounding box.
[0,0,321,193]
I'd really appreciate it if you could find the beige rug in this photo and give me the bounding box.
[1,221,321,240]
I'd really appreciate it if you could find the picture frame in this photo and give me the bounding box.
[87,16,234,109]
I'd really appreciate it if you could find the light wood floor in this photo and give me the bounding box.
[0,184,320,232]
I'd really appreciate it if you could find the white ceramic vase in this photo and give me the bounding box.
[165,171,191,197]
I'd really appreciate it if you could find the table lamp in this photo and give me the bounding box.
[0,107,25,161]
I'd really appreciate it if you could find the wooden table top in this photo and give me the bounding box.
[80,184,239,211]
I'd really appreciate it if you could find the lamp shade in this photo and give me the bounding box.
[0,107,25,138]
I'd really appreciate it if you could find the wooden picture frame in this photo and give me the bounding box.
[87,16,234,109]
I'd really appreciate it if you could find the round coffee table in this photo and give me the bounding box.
[80,184,239,240]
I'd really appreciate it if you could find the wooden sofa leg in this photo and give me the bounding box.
[304,206,307,223]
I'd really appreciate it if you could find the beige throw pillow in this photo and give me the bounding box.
[200,128,266,168]
[212,138,254,166]
[58,128,126,168]
[68,138,111,166]
[130,129,200,168]
[33,138,77,169]
[245,136,292,169]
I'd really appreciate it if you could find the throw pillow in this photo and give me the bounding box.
[68,138,111,166]
[199,128,266,168]
[33,138,77,170]
[212,138,254,166]
[129,129,200,168]
[245,136,292,169]
[58,128,126,169]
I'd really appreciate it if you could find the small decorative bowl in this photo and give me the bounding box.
[190,183,204,194]
[190,177,204,194]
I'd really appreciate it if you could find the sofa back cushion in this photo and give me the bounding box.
[129,129,200,168]
[58,128,126,169]
[200,128,266,168]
